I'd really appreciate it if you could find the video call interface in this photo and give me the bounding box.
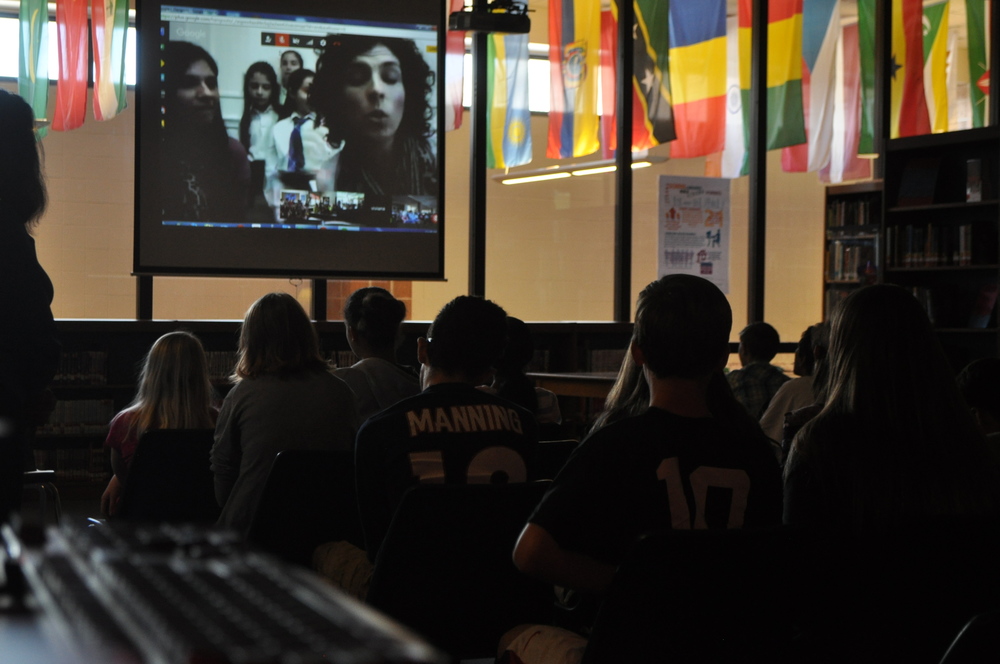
[158,5,440,233]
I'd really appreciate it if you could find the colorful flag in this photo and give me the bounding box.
[821,22,871,183]
[18,0,49,139]
[736,0,807,159]
[782,0,839,173]
[890,0,931,138]
[705,16,746,178]
[857,0,876,154]
[599,2,674,158]
[53,0,89,131]
[668,0,727,158]
[91,0,130,121]
[548,0,601,159]
[486,33,532,168]
[922,2,949,134]
[965,0,990,128]
[444,0,466,132]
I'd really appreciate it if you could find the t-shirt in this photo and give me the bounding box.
[355,382,540,558]
[333,358,420,424]
[529,407,783,566]
[104,409,141,469]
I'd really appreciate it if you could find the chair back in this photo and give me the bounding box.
[246,449,362,566]
[367,481,553,660]
[537,439,578,479]
[939,611,1000,664]
[116,429,219,523]
[581,527,800,664]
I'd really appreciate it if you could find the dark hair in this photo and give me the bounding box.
[239,61,280,149]
[280,50,304,71]
[280,68,316,119]
[739,322,781,363]
[343,287,406,352]
[634,275,732,380]
[163,41,221,130]
[590,348,648,433]
[957,357,1000,423]
[0,89,47,229]
[793,322,830,377]
[426,296,508,379]
[311,34,434,144]
[494,317,538,413]
[234,292,327,380]
[789,285,1000,530]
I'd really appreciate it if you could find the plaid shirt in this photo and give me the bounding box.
[727,362,790,419]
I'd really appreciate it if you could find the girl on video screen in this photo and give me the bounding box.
[161,41,249,223]
[239,62,281,220]
[311,34,437,198]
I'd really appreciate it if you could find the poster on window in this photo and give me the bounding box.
[657,175,730,293]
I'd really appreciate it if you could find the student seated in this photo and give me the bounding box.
[314,296,539,597]
[101,331,217,517]
[489,316,562,440]
[956,356,1000,458]
[211,292,357,536]
[759,322,829,446]
[503,275,782,664]
[727,321,790,418]
[333,287,420,423]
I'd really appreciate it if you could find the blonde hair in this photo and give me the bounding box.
[233,292,327,381]
[125,331,215,439]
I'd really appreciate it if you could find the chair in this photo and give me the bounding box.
[581,527,801,664]
[246,449,363,567]
[939,611,1000,664]
[366,481,554,661]
[536,439,578,480]
[21,469,62,525]
[116,429,219,523]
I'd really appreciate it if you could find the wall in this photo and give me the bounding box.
[4,74,827,342]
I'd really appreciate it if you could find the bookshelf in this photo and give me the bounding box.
[824,181,883,320]
[882,126,1000,370]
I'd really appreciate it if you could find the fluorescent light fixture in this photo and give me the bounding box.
[500,172,573,185]
[493,155,666,184]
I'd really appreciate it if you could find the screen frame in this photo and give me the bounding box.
[133,0,447,280]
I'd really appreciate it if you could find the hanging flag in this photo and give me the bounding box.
[705,16,745,178]
[922,2,949,134]
[444,0,466,132]
[736,0,806,161]
[857,0,876,154]
[18,0,49,139]
[486,33,532,168]
[890,0,931,138]
[782,0,839,173]
[548,0,601,159]
[965,0,990,128]
[53,0,89,131]
[821,22,871,183]
[668,0,727,158]
[599,1,674,159]
[91,0,130,121]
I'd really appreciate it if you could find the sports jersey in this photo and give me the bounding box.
[529,407,783,567]
[356,382,540,558]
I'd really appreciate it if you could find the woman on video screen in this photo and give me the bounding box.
[161,41,249,223]
[311,34,437,198]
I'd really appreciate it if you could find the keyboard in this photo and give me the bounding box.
[11,522,447,664]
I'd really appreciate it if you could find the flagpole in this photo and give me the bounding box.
[613,0,634,322]
[991,0,999,127]
[468,2,489,297]
[747,0,768,323]
[874,0,889,179]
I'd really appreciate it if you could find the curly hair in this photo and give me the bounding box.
[311,33,435,144]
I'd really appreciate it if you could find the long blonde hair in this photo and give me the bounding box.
[126,331,215,439]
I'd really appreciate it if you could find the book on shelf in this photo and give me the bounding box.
[887,223,979,267]
[827,240,877,281]
[826,198,874,228]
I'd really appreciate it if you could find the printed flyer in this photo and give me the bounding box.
[657,175,731,293]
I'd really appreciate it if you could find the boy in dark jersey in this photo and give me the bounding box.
[355,295,539,561]
[504,275,781,662]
